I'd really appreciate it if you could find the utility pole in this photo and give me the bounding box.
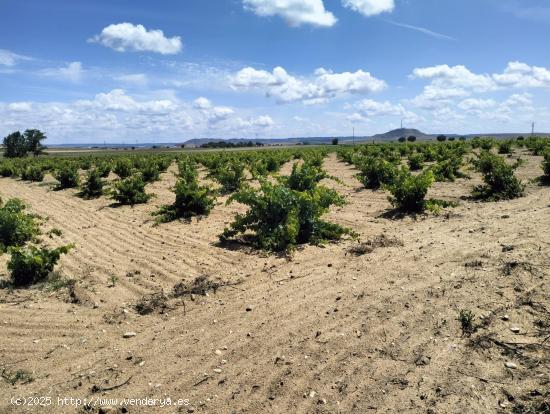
[401,119,403,129]
[353,127,355,145]
[531,122,535,136]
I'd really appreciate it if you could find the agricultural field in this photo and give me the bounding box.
[0,138,549,413]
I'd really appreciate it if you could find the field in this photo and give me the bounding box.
[0,139,549,413]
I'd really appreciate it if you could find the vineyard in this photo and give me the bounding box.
[0,137,549,413]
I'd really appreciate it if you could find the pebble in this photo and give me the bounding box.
[502,315,510,321]
[246,306,253,312]
[215,349,223,355]
[213,368,222,373]
[505,362,518,369]
[510,327,520,333]
[123,332,137,338]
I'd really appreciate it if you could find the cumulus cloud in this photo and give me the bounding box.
[458,98,496,111]
[193,97,234,124]
[493,61,550,89]
[7,102,33,112]
[90,23,182,54]
[230,66,386,104]
[342,0,394,17]
[411,64,495,93]
[242,0,337,27]
[238,115,275,128]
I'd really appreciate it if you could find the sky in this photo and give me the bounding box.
[1,0,550,144]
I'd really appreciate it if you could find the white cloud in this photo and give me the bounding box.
[238,115,275,128]
[193,97,234,124]
[493,61,550,89]
[114,73,148,86]
[230,66,386,104]
[243,0,337,27]
[347,98,420,124]
[458,98,496,111]
[342,0,394,17]
[0,49,30,66]
[7,102,32,112]
[42,62,83,83]
[411,64,495,93]
[90,23,182,54]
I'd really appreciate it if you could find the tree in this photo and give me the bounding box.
[398,136,406,143]
[24,129,46,156]
[332,138,339,145]
[3,132,27,158]
[2,129,46,158]
[407,136,417,142]
[437,135,447,142]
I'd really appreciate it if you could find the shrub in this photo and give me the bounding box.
[356,157,397,189]
[7,244,73,286]
[408,153,425,171]
[53,164,80,190]
[386,168,434,213]
[113,158,133,179]
[154,179,215,222]
[0,199,40,252]
[541,150,550,182]
[498,140,513,154]
[284,162,331,192]
[96,162,112,178]
[139,161,160,183]
[220,181,351,252]
[0,161,16,177]
[177,159,199,183]
[431,157,463,182]
[458,309,476,335]
[79,169,104,199]
[111,174,151,205]
[472,152,524,201]
[208,161,245,194]
[21,165,44,182]
[473,152,525,201]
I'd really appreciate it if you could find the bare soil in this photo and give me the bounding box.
[0,151,548,413]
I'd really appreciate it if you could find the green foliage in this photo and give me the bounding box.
[79,169,104,199]
[0,160,16,177]
[111,174,151,205]
[431,157,463,182]
[543,150,550,181]
[113,158,133,179]
[208,161,246,194]
[407,153,425,171]
[0,199,40,252]
[154,178,215,223]
[21,165,44,182]
[53,163,80,190]
[96,161,112,178]
[437,135,447,142]
[283,162,331,191]
[3,129,46,158]
[7,244,74,286]
[386,168,435,213]
[458,309,476,335]
[472,152,524,201]
[220,180,350,252]
[139,160,161,183]
[332,138,339,145]
[498,140,513,154]
[355,157,397,189]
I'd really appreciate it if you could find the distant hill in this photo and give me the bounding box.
[368,128,435,142]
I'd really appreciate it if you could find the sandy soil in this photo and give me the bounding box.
[0,151,548,413]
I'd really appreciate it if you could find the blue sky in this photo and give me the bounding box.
[1,0,550,143]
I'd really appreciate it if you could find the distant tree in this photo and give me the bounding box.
[459,136,467,141]
[332,138,339,145]
[3,129,46,158]
[398,136,406,143]
[437,135,447,142]
[24,129,46,156]
[517,136,525,141]
[448,136,456,141]
[407,136,417,142]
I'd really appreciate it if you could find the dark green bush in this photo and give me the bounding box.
[7,244,73,286]
[21,165,44,182]
[386,168,435,213]
[356,157,397,189]
[0,199,40,252]
[472,152,524,201]
[153,179,215,222]
[408,153,425,171]
[498,140,513,154]
[220,180,350,252]
[543,150,550,181]
[96,161,112,178]
[79,169,104,199]
[431,157,463,182]
[283,162,331,192]
[0,161,16,177]
[139,161,161,183]
[113,158,133,179]
[208,161,245,194]
[53,164,80,190]
[111,174,151,205]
